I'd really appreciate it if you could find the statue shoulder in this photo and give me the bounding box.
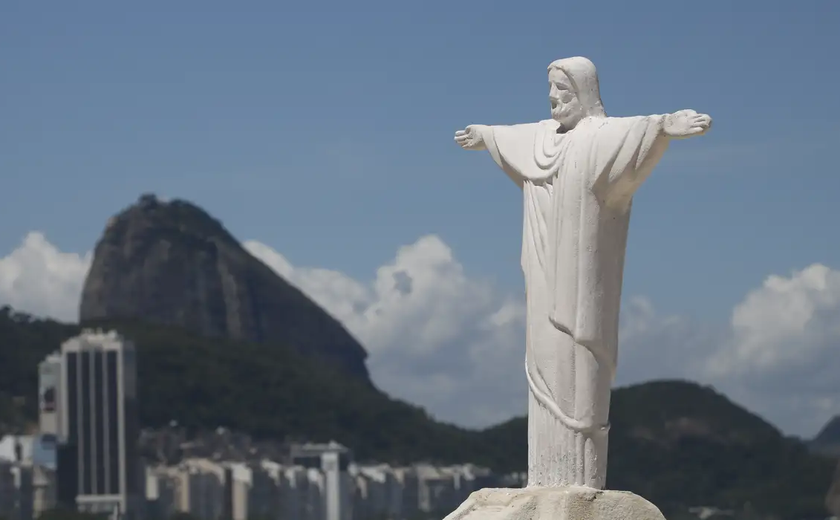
[575,115,656,139]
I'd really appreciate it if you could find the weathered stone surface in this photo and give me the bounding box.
[79,194,369,380]
[454,56,711,487]
[443,487,665,520]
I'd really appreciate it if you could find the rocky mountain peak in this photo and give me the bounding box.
[79,194,370,380]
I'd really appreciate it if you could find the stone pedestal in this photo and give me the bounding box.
[443,487,666,520]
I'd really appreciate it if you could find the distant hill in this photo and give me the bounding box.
[811,415,840,457]
[0,306,834,519]
[79,194,369,380]
[606,381,835,518]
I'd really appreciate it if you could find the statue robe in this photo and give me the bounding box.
[482,114,669,488]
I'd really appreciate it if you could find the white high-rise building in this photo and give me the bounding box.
[60,330,141,520]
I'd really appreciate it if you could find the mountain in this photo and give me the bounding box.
[79,194,369,380]
[0,307,834,520]
[811,415,840,457]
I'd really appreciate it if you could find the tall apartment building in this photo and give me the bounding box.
[59,330,141,519]
[290,442,353,520]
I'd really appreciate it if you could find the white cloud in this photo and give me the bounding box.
[0,232,838,436]
[244,236,528,427]
[244,242,840,436]
[611,265,840,438]
[711,264,840,374]
[704,264,840,437]
[0,232,91,322]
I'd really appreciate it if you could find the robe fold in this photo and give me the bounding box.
[481,113,669,488]
[549,115,668,373]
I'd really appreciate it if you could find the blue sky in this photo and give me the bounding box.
[2,2,840,435]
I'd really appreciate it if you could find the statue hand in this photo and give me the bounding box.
[663,110,712,139]
[454,125,488,151]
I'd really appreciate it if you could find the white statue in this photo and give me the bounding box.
[454,57,711,490]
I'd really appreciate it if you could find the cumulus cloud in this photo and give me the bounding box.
[0,231,838,435]
[704,264,840,436]
[0,232,91,322]
[244,236,528,427]
[609,265,840,438]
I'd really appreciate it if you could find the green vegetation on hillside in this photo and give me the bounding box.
[607,381,835,518]
[0,306,834,519]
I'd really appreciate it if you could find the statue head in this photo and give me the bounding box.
[547,57,606,130]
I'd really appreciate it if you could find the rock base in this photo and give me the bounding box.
[443,487,666,520]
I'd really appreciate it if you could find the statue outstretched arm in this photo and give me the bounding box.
[601,110,712,208]
[663,109,712,139]
[454,122,555,188]
[454,124,490,151]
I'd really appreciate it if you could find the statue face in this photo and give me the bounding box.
[548,69,582,129]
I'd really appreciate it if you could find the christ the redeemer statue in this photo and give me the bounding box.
[454,56,711,490]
